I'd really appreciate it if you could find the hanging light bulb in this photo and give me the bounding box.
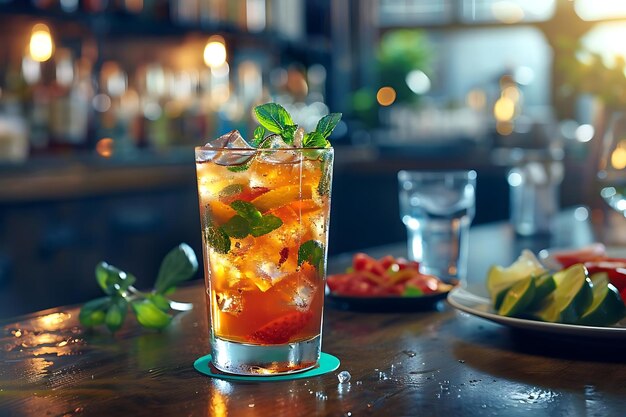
[203,35,227,69]
[29,23,54,62]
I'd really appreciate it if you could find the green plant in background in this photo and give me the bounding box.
[351,29,432,126]
[558,39,626,111]
[79,243,198,332]
[377,29,432,103]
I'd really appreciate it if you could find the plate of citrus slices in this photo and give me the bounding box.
[447,245,626,339]
[326,253,453,312]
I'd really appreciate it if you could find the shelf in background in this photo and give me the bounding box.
[0,147,196,203]
[0,2,331,55]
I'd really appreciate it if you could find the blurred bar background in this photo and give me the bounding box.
[0,0,625,317]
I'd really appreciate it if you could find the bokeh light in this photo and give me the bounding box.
[496,121,514,135]
[204,36,227,68]
[466,89,487,109]
[376,86,396,106]
[96,138,115,158]
[492,1,524,24]
[494,97,515,121]
[575,124,595,142]
[611,143,626,169]
[29,23,54,62]
[502,85,520,101]
[405,70,431,94]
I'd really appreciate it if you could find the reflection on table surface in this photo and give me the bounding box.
[4,207,626,417]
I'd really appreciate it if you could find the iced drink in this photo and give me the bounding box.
[195,114,335,375]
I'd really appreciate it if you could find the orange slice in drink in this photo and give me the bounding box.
[243,271,273,292]
[268,204,300,224]
[251,184,314,212]
[207,200,236,224]
[289,199,320,214]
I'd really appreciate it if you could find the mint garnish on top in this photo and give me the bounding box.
[253,103,341,148]
[252,126,266,147]
[217,102,339,173]
[254,103,296,143]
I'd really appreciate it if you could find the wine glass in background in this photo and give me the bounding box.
[598,112,626,214]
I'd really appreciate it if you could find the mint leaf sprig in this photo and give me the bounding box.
[79,243,198,333]
[223,200,283,238]
[204,199,283,254]
[253,103,341,149]
[298,240,325,271]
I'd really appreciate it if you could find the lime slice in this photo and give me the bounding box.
[498,276,536,317]
[527,272,556,310]
[578,272,626,326]
[534,264,593,324]
[487,249,545,309]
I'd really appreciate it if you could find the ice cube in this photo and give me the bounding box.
[292,281,315,311]
[215,291,244,316]
[241,263,276,292]
[229,236,255,256]
[337,371,351,383]
[199,130,256,166]
[259,133,288,148]
[206,130,247,148]
[259,261,286,285]
[293,127,305,148]
[305,211,327,241]
[258,134,303,164]
[270,267,317,310]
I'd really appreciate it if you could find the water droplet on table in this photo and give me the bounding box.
[315,392,327,400]
[337,370,351,383]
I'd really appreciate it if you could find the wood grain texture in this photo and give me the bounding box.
[2,212,626,416]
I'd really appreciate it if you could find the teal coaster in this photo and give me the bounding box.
[193,352,340,382]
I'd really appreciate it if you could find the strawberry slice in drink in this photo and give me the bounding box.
[248,311,313,344]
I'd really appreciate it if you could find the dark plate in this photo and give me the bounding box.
[325,290,450,312]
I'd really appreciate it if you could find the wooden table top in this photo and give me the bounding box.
[3,209,626,417]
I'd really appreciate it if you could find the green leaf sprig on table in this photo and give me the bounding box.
[79,243,198,332]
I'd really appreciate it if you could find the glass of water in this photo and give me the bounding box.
[397,170,477,286]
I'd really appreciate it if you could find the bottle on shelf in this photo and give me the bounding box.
[0,0,327,159]
[48,49,91,150]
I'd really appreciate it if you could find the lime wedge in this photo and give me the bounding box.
[527,272,556,310]
[534,264,593,324]
[578,272,626,326]
[487,249,545,309]
[498,276,536,317]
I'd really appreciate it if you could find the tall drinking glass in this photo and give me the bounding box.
[195,145,333,375]
[398,170,476,285]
